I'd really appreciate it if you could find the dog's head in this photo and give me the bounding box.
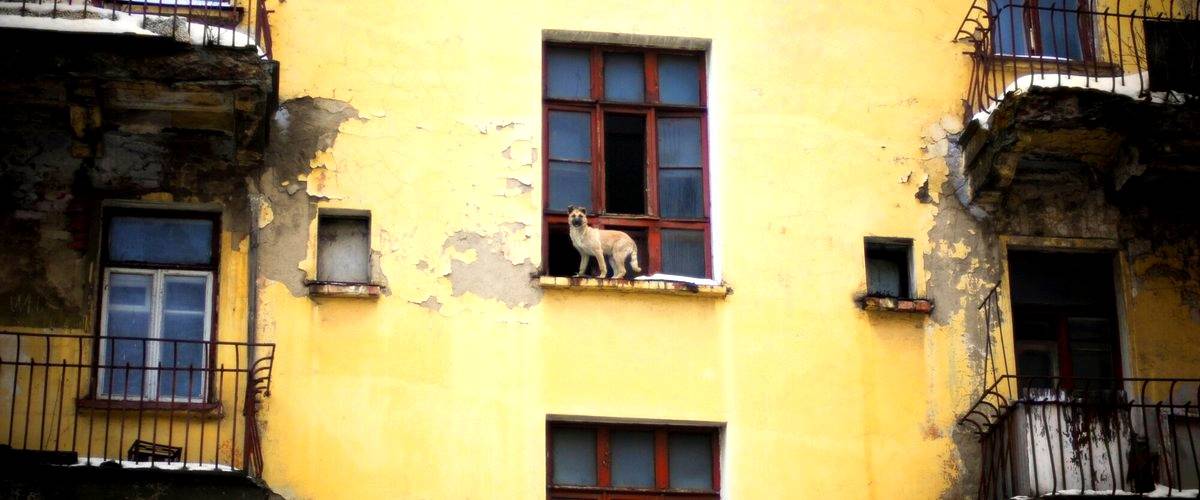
[566,205,588,228]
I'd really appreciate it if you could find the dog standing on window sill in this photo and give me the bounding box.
[567,205,641,279]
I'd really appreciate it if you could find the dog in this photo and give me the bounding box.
[566,205,641,279]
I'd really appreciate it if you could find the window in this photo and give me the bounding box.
[317,213,371,284]
[98,210,218,402]
[864,238,913,298]
[1145,19,1200,94]
[543,43,711,279]
[990,0,1090,60]
[547,422,720,499]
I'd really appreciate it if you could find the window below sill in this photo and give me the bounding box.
[306,281,384,299]
[76,398,223,418]
[538,276,730,298]
[857,295,933,314]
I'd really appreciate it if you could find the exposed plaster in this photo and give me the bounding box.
[442,230,541,309]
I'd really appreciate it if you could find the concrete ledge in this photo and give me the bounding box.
[307,282,383,299]
[538,276,729,298]
[858,296,933,314]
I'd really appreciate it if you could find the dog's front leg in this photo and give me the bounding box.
[593,245,608,278]
[574,253,589,277]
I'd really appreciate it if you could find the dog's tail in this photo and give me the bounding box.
[630,251,642,274]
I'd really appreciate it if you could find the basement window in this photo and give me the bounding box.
[316,213,370,284]
[865,238,912,298]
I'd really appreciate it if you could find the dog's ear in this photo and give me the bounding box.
[565,205,575,213]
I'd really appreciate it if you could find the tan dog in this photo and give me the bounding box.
[567,205,641,279]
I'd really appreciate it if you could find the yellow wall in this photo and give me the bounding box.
[256,1,981,498]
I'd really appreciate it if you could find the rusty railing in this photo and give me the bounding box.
[0,0,273,57]
[960,375,1200,498]
[0,331,275,477]
[956,0,1200,123]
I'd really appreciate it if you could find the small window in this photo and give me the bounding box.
[317,214,370,284]
[548,422,719,498]
[865,239,912,298]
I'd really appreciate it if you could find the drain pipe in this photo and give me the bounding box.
[247,194,262,360]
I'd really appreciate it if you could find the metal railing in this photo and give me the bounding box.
[0,0,272,57]
[0,331,275,477]
[961,375,1200,498]
[955,1,1200,122]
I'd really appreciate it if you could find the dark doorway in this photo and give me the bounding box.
[1009,250,1122,390]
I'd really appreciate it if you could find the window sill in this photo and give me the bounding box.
[76,398,223,417]
[538,276,730,298]
[857,296,933,314]
[306,281,384,299]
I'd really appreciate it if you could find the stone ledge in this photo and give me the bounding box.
[858,296,933,314]
[537,276,729,298]
[307,282,383,299]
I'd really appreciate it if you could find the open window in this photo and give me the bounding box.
[542,43,711,279]
[97,209,218,402]
[865,238,913,299]
[547,422,720,499]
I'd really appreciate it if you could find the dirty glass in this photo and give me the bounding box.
[658,117,703,218]
[548,111,593,211]
[661,229,705,278]
[551,427,597,486]
[317,216,370,283]
[668,432,712,490]
[1038,0,1083,60]
[547,47,591,99]
[658,55,700,105]
[611,430,655,487]
[108,216,213,265]
[101,272,152,398]
[604,52,644,102]
[158,274,209,399]
[991,0,1030,56]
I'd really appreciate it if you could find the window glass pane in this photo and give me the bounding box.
[158,274,208,399]
[549,161,592,212]
[658,118,701,168]
[991,0,1030,56]
[551,427,597,486]
[658,55,700,105]
[108,216,213,265]
[604,52,644,102]
[611,430,655,487]
[867,257,902,296]
[659,169,703,219]
[102,272,153,398]
[661,229,705,278]
[604,113,646,215]
[547,47,591,99]
[548,111,591,162]
[669,432,713,490]
[1038,0,1083,59]
[317,217,370,283]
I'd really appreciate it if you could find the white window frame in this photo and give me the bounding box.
[98,267,214,403]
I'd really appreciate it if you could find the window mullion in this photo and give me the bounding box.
[593,102,605,213]
[147,270,166,400]
[654,429,669,490]
[597,426,611,488]
[647,107,660,218]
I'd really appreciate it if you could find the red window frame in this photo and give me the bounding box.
[541,43,712,278]
[547,422,721,500]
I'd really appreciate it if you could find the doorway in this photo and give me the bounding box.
[1008,250,1123,390]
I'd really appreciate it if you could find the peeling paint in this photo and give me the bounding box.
[441,231,540,308]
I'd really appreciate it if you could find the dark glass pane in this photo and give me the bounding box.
[159,275,208,399]
[604,52,644,102]
[658,118,701,167]
[661,229,705,278]
[1016,343,1058,390]
[668,432,713,490]
[551,427,597,486]
[865,243,910,298]
[604,113,646,215]
[108,216,213,265]
[548,111,591,162]
[101,338,147,398]
[1070,345,1114,379]
[317,217,370,283]
[1039,0,1084,60]
[659,169,703,219]
[611,430,655,487]
[658,55,700,105]
[991,0,1030,56]
[549,161,591,212]
[1067,317,1111,342]
[546,47,591,99]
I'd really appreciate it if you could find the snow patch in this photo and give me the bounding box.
[969,71,1193,130]
[634,273,722,287]
[73,457,236,471]
[1046,485,1200,497]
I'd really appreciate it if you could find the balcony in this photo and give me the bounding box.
[0,332,275,478]
[961,375,1200,498]
[954,2,1200,211]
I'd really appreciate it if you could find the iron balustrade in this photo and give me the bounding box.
[955,0,1200,123]
[960,375,1200,498]
[0,0,273,58]
[0,331,274,477]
